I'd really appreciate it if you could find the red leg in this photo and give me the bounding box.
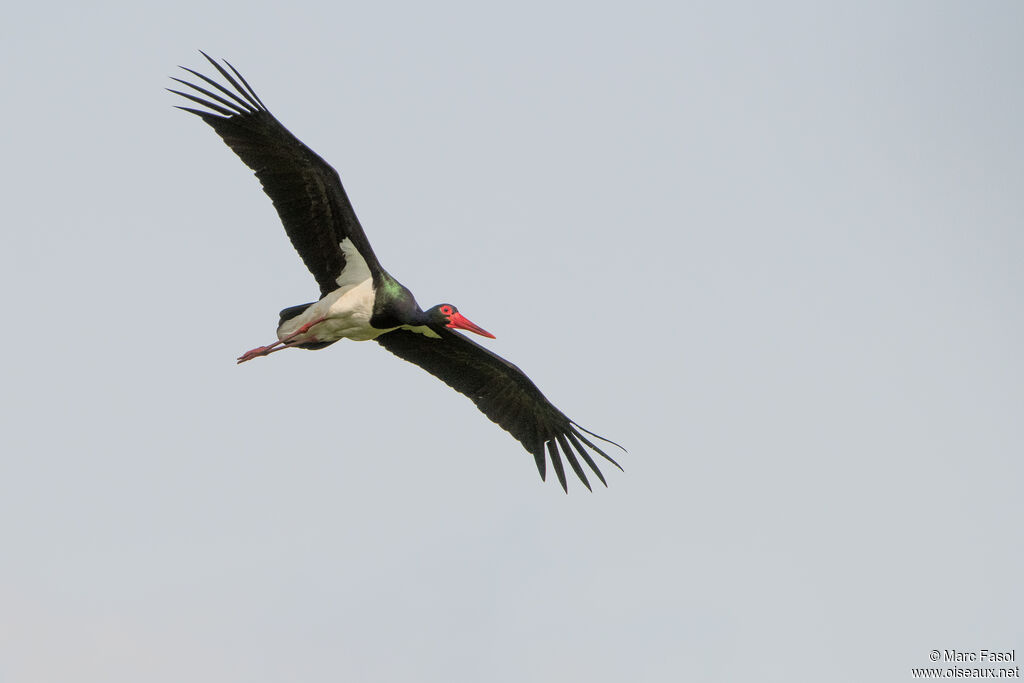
[236,342,286,364]
[289,318,326,338]
[236,317,329,364]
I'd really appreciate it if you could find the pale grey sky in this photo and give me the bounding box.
[1,2,1022,682]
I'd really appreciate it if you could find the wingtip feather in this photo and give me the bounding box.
[556,434,592,492]
[570,424,625,472]
[546,441,568,493]
[566,431,608,487]
[531,442,546,482]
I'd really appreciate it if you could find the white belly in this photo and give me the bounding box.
[277,278,392,343]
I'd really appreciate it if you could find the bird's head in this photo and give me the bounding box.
[427,303,496,339]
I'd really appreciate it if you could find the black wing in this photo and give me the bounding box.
[170,52,381,297]
[376,327,624,492]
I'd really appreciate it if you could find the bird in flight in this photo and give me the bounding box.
[170,52,623,491]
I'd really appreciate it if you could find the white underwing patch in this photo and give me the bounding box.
[403,324,442,339]
[336,238,372,289]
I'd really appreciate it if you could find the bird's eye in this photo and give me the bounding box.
[440,305,453,316]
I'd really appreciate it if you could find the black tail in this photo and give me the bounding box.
[277,303,336,351]
[278,303,314,326]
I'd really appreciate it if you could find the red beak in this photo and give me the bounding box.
[447,311,496,339]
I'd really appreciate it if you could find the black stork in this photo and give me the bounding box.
[170,53,623,492]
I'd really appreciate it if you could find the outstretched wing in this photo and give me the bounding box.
[170,52,381,296]
[376,327,624,492]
